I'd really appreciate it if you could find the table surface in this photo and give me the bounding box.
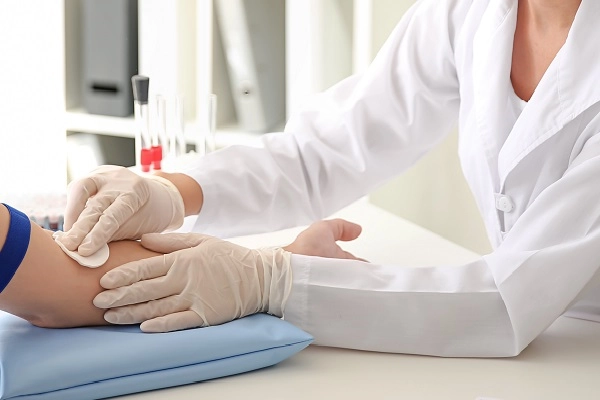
[117,199,599,400]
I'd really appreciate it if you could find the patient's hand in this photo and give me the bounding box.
[283,219,366,261]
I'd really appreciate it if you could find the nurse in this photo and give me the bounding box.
[60,0,600,357]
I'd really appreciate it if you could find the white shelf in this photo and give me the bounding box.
[65,108,266,149]
[65,108,135,138]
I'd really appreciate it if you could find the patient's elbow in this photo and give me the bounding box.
[26,312,84,329]
[23,305,109,329]
[27,315,62,329]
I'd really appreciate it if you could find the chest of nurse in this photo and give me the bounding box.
[462,105,600,246]
[447,1,600,248]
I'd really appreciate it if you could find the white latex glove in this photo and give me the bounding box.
[58,165,185,256]
[93,232,293,333]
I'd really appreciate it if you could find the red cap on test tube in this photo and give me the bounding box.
[140,148,152,172]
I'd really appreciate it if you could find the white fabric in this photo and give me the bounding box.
[509,86,527,117]
[179,0,600,357]
[52,231,109,268]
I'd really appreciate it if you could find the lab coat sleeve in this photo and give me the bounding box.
[180,0,469,238]
[284,134,600,357]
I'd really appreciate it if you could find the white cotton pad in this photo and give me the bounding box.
[52,231,110,268]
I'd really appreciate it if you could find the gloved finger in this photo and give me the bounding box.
[140,232,216,253]
[99,255,173,289]
[102,295,187,324]
[78,193,146,254]
[63,177,99,231]
[326,219,362,241]
[141,311,205,333]
[94,276,175,308]
[58,193,116,253]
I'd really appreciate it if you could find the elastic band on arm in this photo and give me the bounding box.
[0,204,31,293]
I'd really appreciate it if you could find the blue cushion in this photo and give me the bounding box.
[0,312,312,400]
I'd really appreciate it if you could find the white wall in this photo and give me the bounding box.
[364,0,492,254]
[0,0,67,197]
[286,0,354,117]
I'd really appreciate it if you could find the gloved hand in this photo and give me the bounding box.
[93,233,293,333]
[58,165,185,256]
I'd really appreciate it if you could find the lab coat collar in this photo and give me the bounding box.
[473,0,600,189]
[472,0,518,191]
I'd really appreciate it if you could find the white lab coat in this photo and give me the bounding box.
[181,0,600,357]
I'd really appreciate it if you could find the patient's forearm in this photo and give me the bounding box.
[0,204,162,328]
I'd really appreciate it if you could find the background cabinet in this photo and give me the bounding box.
[63,0,362,146]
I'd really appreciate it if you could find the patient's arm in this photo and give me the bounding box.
[0,204,162,328]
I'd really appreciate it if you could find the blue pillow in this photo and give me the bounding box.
[0,312,312,400]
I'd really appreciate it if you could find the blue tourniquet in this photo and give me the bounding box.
[0,204,31,292]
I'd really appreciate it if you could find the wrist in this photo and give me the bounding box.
[154,171,203,216]
[145,174,185,230]
[282,241,309,256]
[282,243,295,254]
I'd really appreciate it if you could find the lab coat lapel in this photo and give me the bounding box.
[497,0,600,186]
[472,0,518,192]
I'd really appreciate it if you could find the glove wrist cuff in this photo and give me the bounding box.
[254,247,293,318]
[146,174,186,230]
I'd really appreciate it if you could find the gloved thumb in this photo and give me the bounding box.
[140,310,205,332]
[140,232,217,253]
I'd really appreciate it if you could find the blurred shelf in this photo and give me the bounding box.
[65,108,135,138]
[64,108,272,149]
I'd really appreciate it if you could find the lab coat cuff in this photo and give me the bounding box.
[282,254,312,332]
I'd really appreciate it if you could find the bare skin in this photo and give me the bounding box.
[0,204,162,328]
[282,219,365,261]
[154,171,203,216]
[511,0,582,101]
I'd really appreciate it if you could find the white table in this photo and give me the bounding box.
[118,199,600,400]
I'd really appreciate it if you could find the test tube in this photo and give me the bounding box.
[196,94,217,155]
[170,95,187,159]
[152,95,167,171]
[158,95,170,156]
[206,94,217,153]
[131,75,152,172]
